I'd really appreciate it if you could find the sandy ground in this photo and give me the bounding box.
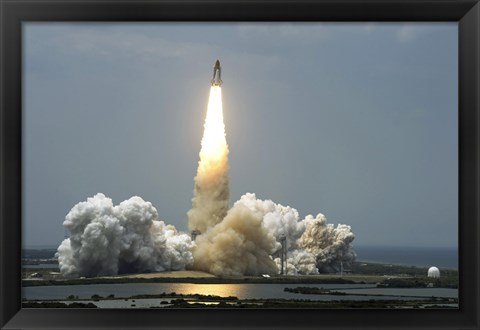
[117,270,216,279]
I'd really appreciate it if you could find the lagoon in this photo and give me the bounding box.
[23,282,457,302]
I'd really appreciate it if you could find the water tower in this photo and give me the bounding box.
[427,266,440,278]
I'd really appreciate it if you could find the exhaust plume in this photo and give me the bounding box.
[56,193,194,277]
[187,86,230,233]
[193,202,279,276]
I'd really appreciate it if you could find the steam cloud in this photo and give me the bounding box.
[193,193,355,276]
[57,192,355,277]
[298,214,356,273]
[56,193,194,277]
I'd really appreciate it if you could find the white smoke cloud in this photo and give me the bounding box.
[235,193,320,275]
[274,250,318,276]
[235,193,305,251]
[56,193,194,277]
[298,214,356,273]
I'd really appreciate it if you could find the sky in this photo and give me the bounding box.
[23,22,458,249]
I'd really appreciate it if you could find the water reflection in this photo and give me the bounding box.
[176,283,244,298]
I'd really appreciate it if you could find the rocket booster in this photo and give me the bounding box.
[211,60,222,86]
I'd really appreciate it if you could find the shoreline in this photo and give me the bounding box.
[22,261,459,288]
[22,290,459,309]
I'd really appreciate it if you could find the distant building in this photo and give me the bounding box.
[427,266,440,278]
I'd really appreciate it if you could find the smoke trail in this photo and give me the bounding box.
[187,86,230,233]
[56,193,194,277]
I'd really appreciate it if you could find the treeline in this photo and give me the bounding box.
[165,297,457,309]
[378,277,458,289]
[22,249,57,259]
[23,276,357,287]
[22,302,97,308]
[284,287,346,295]
[351,262,458,278]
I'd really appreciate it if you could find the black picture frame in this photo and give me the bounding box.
[1,0,479,329]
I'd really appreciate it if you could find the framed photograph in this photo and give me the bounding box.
[1,0,479,329]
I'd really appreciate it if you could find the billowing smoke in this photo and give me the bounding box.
[236,193,355,275]
[56,193,194,277]
[236,193,305,251]
[193,202,279,276]
[192,192,356,276]
[187,87,230,233]
[233,193,317,274]
[278,249,319,275]
[298,214,356,273]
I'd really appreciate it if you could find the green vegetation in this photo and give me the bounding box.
[378,276,458,289]
[90,294,102,301]
[352,262,458,278]
[284,287,346,295]
[22,301,97,308]
[22,261,458,289]
[349,262,459,288]
[129,293,238,301]
[23,275,360,287]
[22,249,57,259]
[165,297,457,309]
[23,291,458,309]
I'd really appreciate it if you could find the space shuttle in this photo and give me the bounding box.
[211,60,222,86]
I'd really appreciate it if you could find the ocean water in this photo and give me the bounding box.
[354,246,458,269]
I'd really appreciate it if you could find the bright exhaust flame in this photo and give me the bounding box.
[200,87,227,161]
[187,86,230,233]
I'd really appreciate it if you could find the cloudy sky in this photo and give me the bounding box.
[23,22,458,249]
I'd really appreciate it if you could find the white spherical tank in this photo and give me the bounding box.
[428,266,440,278]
